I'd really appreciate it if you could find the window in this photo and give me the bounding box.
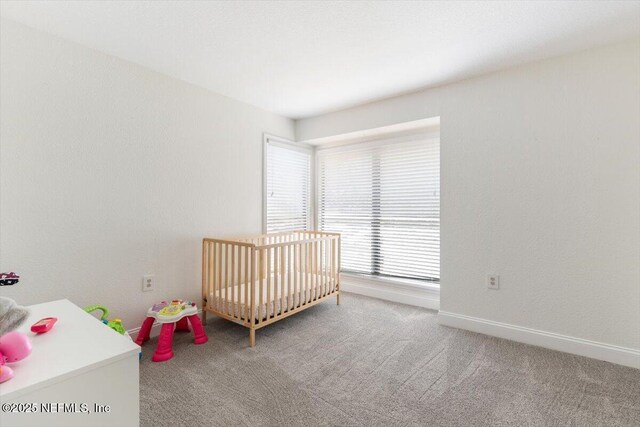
[317,134,440,283]
[264,136,312,232]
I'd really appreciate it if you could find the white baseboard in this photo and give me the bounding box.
[438,311,640,369]
[127,309,203,339]
[341,275,440,310]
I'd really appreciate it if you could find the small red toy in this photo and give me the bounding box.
[30,317,57,334]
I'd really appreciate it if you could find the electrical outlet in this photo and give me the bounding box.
[142,275,154,292]
[487,274,499,290]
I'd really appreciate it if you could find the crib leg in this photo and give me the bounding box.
[201,306,207,325]
[336,292,340,305]
[249,328,256,348]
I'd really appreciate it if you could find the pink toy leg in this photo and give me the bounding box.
[152,323,175,362]
[135,317,154,346]
[175,316,190,332]
[187,315,208,345]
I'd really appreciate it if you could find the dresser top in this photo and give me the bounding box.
[0,299,140,401]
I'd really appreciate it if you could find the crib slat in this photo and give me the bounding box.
[280,245,285,314]
[331,238,336,293]
[279,245,283,313]
[213,242,218,312]
[267,248,272,320]
[321,239,325,297]
[324,239,328,296]
[220,243,229,314]
[310,241,314,303]
[325,239,329,296]
[278,246,283,316]
[239,244,242,317]
[317,239,321,300]
[337,235,341,304]
[310,241,315,303]
[320,240,325,297]
[300,242,305,306]
[273,242,277,317]
[245,246,249,322]
[285,244,290,310]
[275,246,280,317]
[288,244,293,310]
[273,246,278,317]
[299,242,304,306]
[229,245,232,316]
[220,243,225,312]
[209,242,214,307]
[323,239,327,297]
[208,242,213,308]
[308,240,313,303]
[237,245,243,319]
[294,243,299,308]
[284,244,291,311]
[202,241,208,314]
[322,239,327,297]
[215,243,220,312]
[313,239,317,301]
[315,239,320,299]
[237,246,241,320]
[318,240,322,298]
[220,244,225,315]
[231,244,236,318]
[210,243,214,311]
[250,247,255,325]
[328,238,332,294]
[258,250,265,323]
[202,241,206,303]
[303,242,308,305]
[279,246,287,314]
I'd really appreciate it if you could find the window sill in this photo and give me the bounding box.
[340,272,440,310]
[341,272,439,292]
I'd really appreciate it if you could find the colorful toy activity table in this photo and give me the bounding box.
[135,300,208,362]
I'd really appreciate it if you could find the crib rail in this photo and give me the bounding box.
[202,231,340,347]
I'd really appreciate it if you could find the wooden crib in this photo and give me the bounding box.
[201,230,341,347]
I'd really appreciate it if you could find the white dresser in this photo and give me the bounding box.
[0,299,140,427]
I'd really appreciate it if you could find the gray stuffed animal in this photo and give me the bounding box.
[0,297,29,337]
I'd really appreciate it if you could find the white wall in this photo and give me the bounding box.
[2,17,638,361]
[297,41,640,353]
[0,20,295,329]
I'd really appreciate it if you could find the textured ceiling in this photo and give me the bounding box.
[1,1,639,119]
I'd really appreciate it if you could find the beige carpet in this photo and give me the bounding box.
[140,293,640,426]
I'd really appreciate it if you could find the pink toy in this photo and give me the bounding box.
[31,317,58,334]
[0,331,32,383]
[135,300,207,362]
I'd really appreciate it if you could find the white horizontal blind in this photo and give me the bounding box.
[318,136,439,282]
[266,140,311,232]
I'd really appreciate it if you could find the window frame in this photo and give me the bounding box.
[262,133,315,234]
[262,123,440,290]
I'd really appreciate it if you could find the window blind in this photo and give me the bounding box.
[317,135,440,282]
[265,140,312,232]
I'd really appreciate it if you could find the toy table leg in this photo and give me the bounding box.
[187,314,208,345]
[152,323,175,362]
[135,317,154,346]
[175,316,190,332]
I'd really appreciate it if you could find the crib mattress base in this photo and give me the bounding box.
[208,272,337,321]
